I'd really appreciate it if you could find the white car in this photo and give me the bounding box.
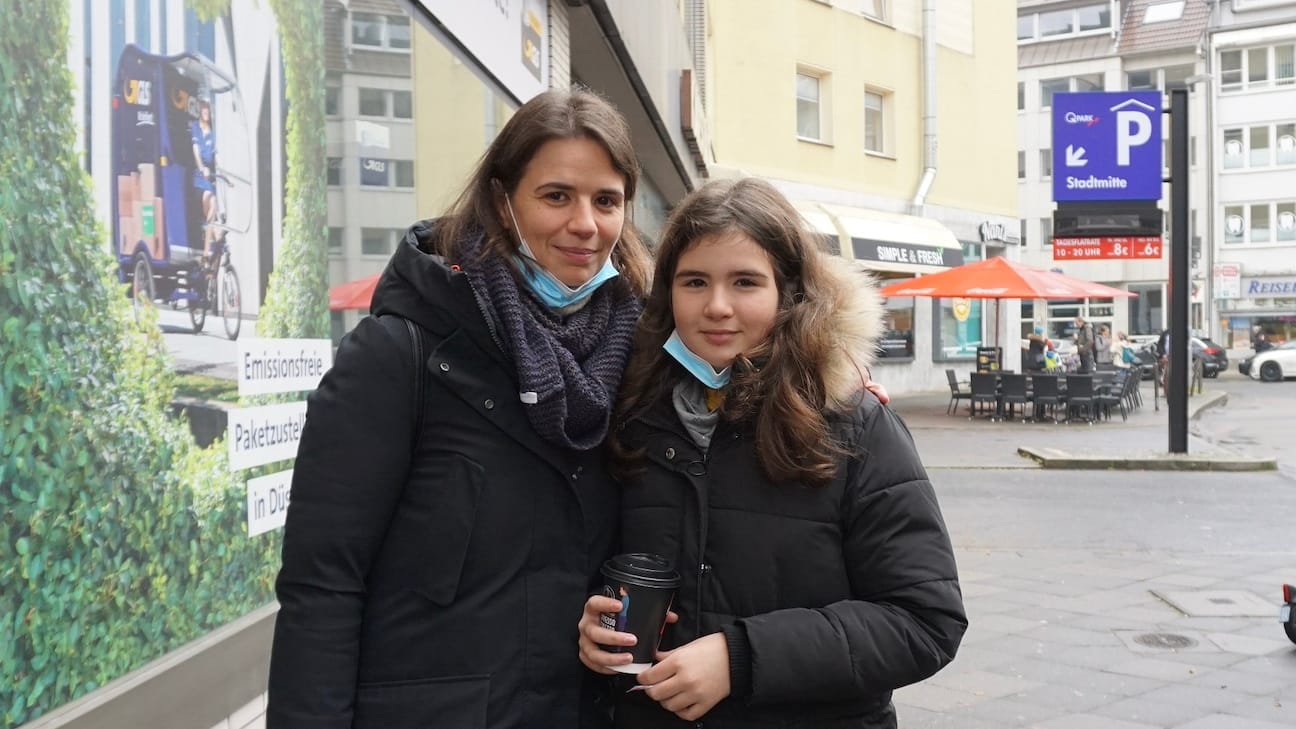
[1249,341,1296,382]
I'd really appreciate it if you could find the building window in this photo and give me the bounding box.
[1017,82,1025,110]
[361,227,393,256]
[1040,216,1053,246]
[1040,78,1068,107]
[1143,1,1185,24]
[934,297,982,361]
[352,13,409,52]
[328,226,343,254]
[1074,73,1104,92]
[1251,126,1271,167]
[392,90,413,119]
[1040,148,1052,179]
[1163,65,1193,91]
[1278,202,1296,241]
[1278,123,1296,165]
[1127,69,1156,90]
[878,293,915,359]
[796,72,822,141]
[1018,3,1111,43]
[1128,284,1164,335]
[1017,14,1034,41]
[1020,218,1028,247]
[1222,44,1295,91]
[864,90,884,153]
[325,86,340,117]
[1223,201,1296,244]
[1224,128,1244,169]
[359,88,387,117]
[1017,151,1026,180]
[1225,205,1245,244]
[327,157,343,186]
[394,160,415,188]
[860,0,886,22]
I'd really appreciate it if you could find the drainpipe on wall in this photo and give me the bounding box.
[910,0,937,214]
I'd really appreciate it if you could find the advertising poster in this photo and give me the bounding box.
[1,1,328,724]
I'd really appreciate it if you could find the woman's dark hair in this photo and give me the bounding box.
[610,177,854,487]
[424,88,651,297]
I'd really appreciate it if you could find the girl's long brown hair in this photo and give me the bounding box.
[610,178,851,487]
[421,88,651,299]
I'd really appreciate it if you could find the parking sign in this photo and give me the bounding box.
[1052,91,1162,202]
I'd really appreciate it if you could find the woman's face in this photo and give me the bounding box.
[502,137,625,287]
[670,231,780,370]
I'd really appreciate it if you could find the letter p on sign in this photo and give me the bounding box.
[1117,110,1151,166]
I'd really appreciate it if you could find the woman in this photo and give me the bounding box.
[577,178,966,728]
[190,97,218,262]
[268,89,652,729]
[1026,325,1050,371]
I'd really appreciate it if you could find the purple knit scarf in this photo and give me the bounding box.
[462,236,642,451]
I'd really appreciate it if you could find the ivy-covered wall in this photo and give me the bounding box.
[0,2,324,724]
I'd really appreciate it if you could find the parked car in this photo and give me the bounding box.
[1239,354,1254,377]
[1248,341,1296,382]
[1191,337,1228,378]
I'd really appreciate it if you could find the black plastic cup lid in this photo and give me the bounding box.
[601,552,680,589]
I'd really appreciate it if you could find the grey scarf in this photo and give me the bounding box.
[462,235,642,450]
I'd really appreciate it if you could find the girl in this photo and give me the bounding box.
[578,178,966,728]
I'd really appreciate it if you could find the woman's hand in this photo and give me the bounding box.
[636,632,731,721]
[577,595,636,674]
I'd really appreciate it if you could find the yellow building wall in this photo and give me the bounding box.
[707,0,1016,217]
[411,24,515,219]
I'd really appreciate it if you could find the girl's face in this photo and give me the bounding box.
[670,231,780,370]
[500,137,625,287]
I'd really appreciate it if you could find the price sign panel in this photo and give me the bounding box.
[1052,236,1163,260]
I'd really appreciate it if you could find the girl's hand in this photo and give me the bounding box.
[577,595,636,674]
[636,632,730,721]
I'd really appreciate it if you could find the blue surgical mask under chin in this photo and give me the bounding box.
[504,196,620,310]
[662,330,731,389]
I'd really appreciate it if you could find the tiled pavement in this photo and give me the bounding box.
[887,385,1296,728]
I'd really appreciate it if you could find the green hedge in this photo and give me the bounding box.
[0,5,281,725]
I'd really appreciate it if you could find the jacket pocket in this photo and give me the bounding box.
[354,674,490,729]
[404,454,484,606]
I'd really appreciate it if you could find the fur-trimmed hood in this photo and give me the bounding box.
[819,255,885,412]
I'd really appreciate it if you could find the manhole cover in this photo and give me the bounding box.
[1133,632,1197,650]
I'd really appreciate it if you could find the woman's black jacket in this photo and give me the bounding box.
[613,391,966,729]
[267,226,618,729]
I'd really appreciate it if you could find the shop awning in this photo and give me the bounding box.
[793,201,964,275]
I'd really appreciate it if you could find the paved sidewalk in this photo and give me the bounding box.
[890,380,1275,471]
[888,376,1296,728]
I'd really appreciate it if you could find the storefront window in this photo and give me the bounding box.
[878,293,915,359]
[933,242,984,361]
[1128,284,1164,335]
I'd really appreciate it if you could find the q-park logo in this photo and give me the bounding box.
[1065,111,1101,127]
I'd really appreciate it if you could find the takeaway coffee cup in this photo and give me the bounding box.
[599,552,681,674]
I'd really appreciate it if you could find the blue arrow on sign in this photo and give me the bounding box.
[1052,91,1163,202]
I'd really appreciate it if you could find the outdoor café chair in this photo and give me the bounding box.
[1030,373,1064,423]
[1064,374,1097,424]
[999,373,1030,421]
[969,372,1000,421]
[945,369,971,415]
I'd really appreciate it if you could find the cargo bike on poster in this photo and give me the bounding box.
[112,44,250,340]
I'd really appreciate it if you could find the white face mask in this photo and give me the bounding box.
[662,329,731,389]
[504,195,620,310]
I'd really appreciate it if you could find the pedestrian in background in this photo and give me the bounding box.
[1074,315,1096,373]
[1094,324,1113,367]
[576,178,966,728]
[268,88,652,729]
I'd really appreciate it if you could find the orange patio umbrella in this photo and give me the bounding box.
[328,273,382,311]
[877,257,1136,355]
[878,256,1136,300]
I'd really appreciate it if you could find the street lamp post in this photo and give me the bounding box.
[1185,72,1214,342]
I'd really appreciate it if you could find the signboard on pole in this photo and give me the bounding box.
[1052,91,1163,202]
[1052,235,1163,260]
[1213,262,1241,299]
